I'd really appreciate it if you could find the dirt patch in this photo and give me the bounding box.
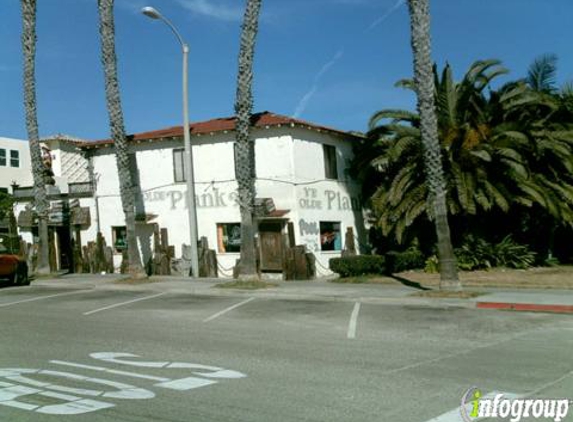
[214,280,279,290]
[114,276,159,285]
[330,275,397,284]
[395,266,573,289]
[410,290,485,299]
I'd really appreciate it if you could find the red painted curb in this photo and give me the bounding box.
[476,302,573,313]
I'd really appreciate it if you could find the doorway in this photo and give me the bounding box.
[258,221,285,272]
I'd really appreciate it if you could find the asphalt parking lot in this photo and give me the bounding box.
[0,283,572,422]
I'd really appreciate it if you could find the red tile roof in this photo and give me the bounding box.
[81,111,362,149]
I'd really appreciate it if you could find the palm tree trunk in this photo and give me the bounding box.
[97,0,145,278]
[234,0,262,280]
[407,0,460,290]
[21,0,50,275]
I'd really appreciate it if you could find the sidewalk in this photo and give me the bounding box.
[31,274,573,314]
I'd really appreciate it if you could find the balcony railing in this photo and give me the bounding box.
[12,186,34,199]
[12,182,94,199]
[68,182,94,197]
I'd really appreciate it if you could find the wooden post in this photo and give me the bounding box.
[287,222,296,248]
[342,227,357,257]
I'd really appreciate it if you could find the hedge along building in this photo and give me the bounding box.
[14,112,367,277]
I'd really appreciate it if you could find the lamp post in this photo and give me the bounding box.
[142,6,199,278]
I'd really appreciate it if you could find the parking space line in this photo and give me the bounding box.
[83,292,166,316]
[347,302,361,339]
[0,289,94,308]
[50,360,170,382]
[203,297,255,323]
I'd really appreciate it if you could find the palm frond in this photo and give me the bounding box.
[527,53,558,93]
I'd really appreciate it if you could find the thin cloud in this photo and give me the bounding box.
[294,49,344,118]
[175,0,243,22]
[293,0,405,118]
[365,0,405,32]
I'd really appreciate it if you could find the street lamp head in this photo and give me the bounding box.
[141,6,161,19]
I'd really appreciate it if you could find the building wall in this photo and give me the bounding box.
[15,126,366,277]
[0,137,32,191]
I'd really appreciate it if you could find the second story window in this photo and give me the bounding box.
[10,150,19,168]
[323,144,338,180]
[173,149,185,183]
[0,149,6,166]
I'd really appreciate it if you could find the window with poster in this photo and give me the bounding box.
[217,223,241,253]
[320,221,341,251]
[112,226,127,253]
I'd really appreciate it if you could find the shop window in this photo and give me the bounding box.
[320,221,341,251]
[0,149,5,166]
[217,223,241,253]
[10,150,19,168]
[323,144,338,180]
[173,149,185,182]
[112,226,127,253]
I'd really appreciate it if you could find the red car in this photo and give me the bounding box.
[0,240,29,286]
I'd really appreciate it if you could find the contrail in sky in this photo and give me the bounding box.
[292,0,406,118]
[365,0,406,32]
[293,49,344,118]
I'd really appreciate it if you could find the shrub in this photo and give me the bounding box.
[455,235,536,270]
[493,236,536,269]
[424,255,439,273]
[385,247,425,273]
[329,255,386,278]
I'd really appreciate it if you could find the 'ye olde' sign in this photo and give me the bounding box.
[298,187,360,211]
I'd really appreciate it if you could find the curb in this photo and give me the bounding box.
[476,301,573,314]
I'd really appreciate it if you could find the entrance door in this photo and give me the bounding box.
[56,226,72,271]
[259,221,284,272]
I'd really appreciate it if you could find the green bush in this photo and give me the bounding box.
[424,255,439,273]
[493,236,536,269]
[329,255,386,278]
[385,247,425,273]
[455,235,535,270]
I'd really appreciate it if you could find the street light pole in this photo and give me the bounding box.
[142,6,199,278]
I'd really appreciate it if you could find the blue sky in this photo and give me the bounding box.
[1,0,572,141]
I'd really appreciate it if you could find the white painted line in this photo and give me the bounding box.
[347,302,361,339]
[50,360,170,382]
[0,289,93,308]
[203,297,255,322]
[83,292,166,316]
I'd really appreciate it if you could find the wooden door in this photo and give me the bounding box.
[259,222,284,272]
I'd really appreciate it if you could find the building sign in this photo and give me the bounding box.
[140,187,239,210]
[139,186,361,213]
[298,187,360,211]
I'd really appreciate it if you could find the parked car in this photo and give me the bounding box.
[0,238,29,286]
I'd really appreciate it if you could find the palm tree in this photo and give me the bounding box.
[364,61,522,240]
[233,0,262,279]
[97,0,145,277]
[406,0,459,289]
[21,0,50,274]
[360,58,573,263]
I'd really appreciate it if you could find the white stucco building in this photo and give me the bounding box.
[14,112,367,277]
[0,137,33,193]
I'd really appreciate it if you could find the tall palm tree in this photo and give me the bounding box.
[406,0,460,289]
[21,0,50,274]
[363,61,524,242]
[97,0,145,277]
[234,0,262,279]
